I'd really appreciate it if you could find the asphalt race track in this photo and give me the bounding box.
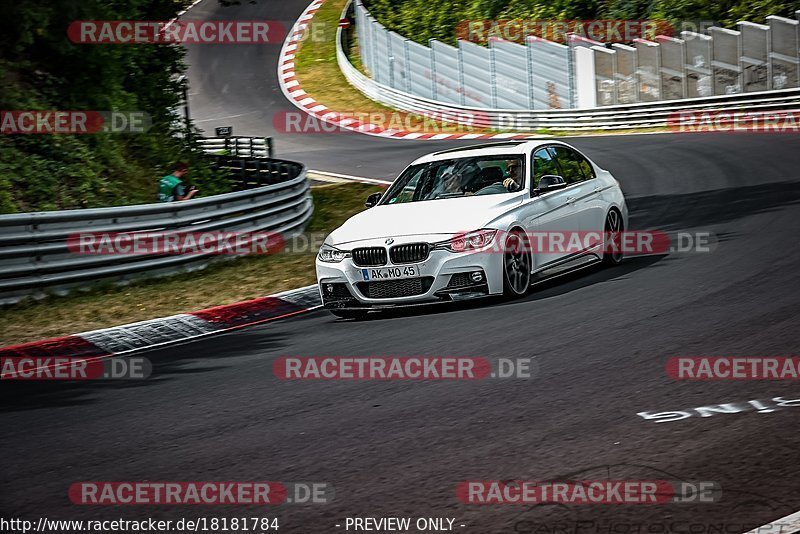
[2,0,800,532]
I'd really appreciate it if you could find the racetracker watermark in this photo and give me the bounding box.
[68,232,286,256]
[273,357,537,380]
[67,230,714,257]
[457,20,674,44]
[667,357,800,380]
[0,111,151,134]
[442,230,713,256]
[456,480,720,504]
[294,20,353,43]
[0,357,151,380]
[68,20,286,44]
[68,481,333,505]
[668,110,800,133]
[272,110,489,134]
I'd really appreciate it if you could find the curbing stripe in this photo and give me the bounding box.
[276,0,543,141]
[743,510,800,534]
[0,336,108,360]
[274,284,324,308]
[80,314,218,354]
[191,296,304,328]
[0,286,323,365]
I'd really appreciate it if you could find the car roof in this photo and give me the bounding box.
[413,139,567,164]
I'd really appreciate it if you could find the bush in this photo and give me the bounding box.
[0,0,229,213]
[364,0,800,46]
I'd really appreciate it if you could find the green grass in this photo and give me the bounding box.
[292,0,496,135]
[0,182,384,346]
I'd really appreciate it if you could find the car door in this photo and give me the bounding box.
[548,145,604,252]
[519,147,580,269]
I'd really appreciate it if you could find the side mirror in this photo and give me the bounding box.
[365,192,382,208]
[535,175,567,194]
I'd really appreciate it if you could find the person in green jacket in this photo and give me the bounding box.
[158,162,198,202]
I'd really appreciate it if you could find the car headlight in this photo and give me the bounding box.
[434,229,498,252]
[318,244,349,263]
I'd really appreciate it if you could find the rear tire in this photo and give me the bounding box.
[502,229,531,298]
[329,309,368,320]
[602,209,624,265]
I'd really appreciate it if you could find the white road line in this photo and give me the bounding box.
[743,510,800,534]
[177,0,206,17]
[193,113,252,123]
[307,170,391,184]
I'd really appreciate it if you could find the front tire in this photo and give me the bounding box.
[502,230,531,297]
[602,209,624,265]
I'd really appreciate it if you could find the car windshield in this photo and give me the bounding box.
[380,155,524,205]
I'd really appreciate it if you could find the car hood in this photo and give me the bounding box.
[328,194,523,246]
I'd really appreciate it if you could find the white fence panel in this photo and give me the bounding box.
[459,39,494,107]
[528,38,571,109]
[431,40,463,105]
[491,39,532,109]
[709,27,742,94]
[406,39,434,99]
[683,32,713,98]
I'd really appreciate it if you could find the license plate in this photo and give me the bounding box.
[361,265,418,281]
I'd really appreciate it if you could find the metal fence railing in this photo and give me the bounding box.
[212,156,303,191]
[336,2,800,130]
[198,136,274,158]
[0,158,313,305]
[353,0,800,110]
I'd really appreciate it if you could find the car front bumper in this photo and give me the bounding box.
[315,241,505,309]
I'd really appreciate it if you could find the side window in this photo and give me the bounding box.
[549,146,592,184]
[531,148,560,189]
[576,152,595,180]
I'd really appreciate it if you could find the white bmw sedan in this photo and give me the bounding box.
[316,140,627,318]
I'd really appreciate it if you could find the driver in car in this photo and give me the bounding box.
[471,160,523,195]
[502,160,522,191]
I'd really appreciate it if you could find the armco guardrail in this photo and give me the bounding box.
[199,136,289,190]
[199,136,274,158]
[0,159,313,305]
[336,2,800,130]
